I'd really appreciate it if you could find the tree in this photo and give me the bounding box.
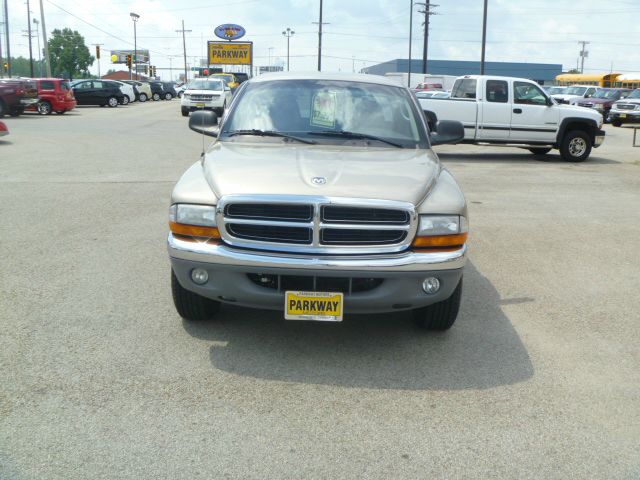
[48,28,94,80]
[3,56,46,77]
[567,68,581,74]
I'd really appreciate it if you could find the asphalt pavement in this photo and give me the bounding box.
[1,101,639,479]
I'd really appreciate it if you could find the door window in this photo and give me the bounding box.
[586,88,597,97]
[486,80,509,103]
[75,82,92,90]
[92,81,104,89]
[40,81,55,90]
[514,82,547,105]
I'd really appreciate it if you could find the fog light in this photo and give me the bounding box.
[422,277,440,294]
[191,268,209,285]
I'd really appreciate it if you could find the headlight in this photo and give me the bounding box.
[169,204,220,239]
[594,104,604,110]
[412,215,468,249]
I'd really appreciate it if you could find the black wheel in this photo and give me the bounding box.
[560,130,591,162]
[107,96,119,108]
[56,110,66,115]
[122,95,130,105]
[528,147,552,156]
[171,270,220,321]
[413,278,463,331]
[153,93,160,101]
[164,92,173,100]
[139,93,148,102]
[178,91,183,98]
[181,108,189,117]
[9,110,21,117]
[37,101,53,115]
[0,100,6,118]
[611,119,622,127]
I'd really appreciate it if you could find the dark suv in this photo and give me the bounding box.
[149,82,165,101]
[161,82,177,100]
[71,80,124,107]
[0,78,39,117]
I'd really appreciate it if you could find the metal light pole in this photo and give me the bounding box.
[282,27,294,71]
[408,0,413,87]
[312,0,329,71]
[480,0,488,74]
[3,0,10,76]
[26,0,34,77]
[130,12,139,80]
[33,18,41,76]
[39,0,51,77]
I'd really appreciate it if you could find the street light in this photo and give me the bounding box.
[130,12,140,80]
[282,28,295,71]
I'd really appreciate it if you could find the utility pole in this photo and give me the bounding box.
[480,0,488,74]
[33,18,41,76]
[0,18,3,78]
[312,0,329,71]
[408,0,413,87]
[176,20,191,83]
[578,41,590,74]
[282,27,294,71]
[39,0,51,77]
[26,0,34,77]
[416,1,437,75]
[3,0,10,76]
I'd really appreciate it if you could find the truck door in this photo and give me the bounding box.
[478,79,511,140]
[510,81,559,143]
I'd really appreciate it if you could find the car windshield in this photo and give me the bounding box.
[547,87,566,95]
[565,86,588,95]
[187,80,224,90]
[629,89,640,99]
[221,79,428,149]
[592,90,620,99]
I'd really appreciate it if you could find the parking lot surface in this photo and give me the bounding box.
[1,102,639,479]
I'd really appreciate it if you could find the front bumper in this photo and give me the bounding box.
[609,111,640,124]
[168,234,467,313]
[20,98,39,106]
[181,99,224,110]
[594,129,606,148]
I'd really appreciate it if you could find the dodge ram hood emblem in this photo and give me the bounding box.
[311,176,327,185]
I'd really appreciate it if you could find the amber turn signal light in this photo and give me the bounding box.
[169,222,221,238]
[412,233,468,249]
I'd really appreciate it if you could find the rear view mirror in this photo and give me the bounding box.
[189,110,219,137]
[430,120,464,146]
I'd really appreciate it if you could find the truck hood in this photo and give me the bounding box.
[202,141,440,205]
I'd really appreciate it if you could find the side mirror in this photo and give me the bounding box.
[546,97,554,106]
[189,110,219,137]
[430,120,464,146]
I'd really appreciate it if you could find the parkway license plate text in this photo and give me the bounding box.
[285,291,344,322]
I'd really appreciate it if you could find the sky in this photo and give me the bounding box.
[2,0,640,81]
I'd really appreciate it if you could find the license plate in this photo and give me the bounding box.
[620,114,627,118]
[196,103,205,108]
[285,291,344,321]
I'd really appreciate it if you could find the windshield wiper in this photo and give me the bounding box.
[227,129,316,145]
[307,130,404,148]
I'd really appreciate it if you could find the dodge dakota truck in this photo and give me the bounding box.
[419,75,605,162]
[168,73,468,330]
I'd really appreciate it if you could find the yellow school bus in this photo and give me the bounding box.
[612,73,640,89]
[555,73,621,88]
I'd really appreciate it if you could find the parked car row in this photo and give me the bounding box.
[0,76,186,118]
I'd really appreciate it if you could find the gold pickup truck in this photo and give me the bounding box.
[167,73,468,330]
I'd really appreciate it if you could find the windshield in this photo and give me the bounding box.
[592,89,620,99]
[629,89,640,99]
[565,86,588,95]
[186,80,224,90]
[547,87,565,95]
[213,75,234,86]
[221,79,428,149]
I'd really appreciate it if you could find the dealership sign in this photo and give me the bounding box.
[214,24,246,41]
[110,49,150,64]
[208,41,253,65]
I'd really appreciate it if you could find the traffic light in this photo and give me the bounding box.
[126,55,132,68]
[2,62,7,72]
[149,65,156,77]
[95,45,101,59]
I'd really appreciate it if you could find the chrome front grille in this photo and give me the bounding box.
[616,103,636,110]
[216,196,417,254]
[189,94,218,102]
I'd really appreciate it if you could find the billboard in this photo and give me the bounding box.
[110,49,150,64]
[208,42,252,66]
[214,24,246,41]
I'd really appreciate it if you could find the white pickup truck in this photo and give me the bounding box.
[419,75,605,162]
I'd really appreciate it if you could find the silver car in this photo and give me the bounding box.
[168,72,468,330]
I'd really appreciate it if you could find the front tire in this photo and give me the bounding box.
[560,130,591,162]
[164,93,173,100]
[181,108,189,117]
[171,270,220,321]
[611,119,622,127]
[152,93,160,101]
[413,278,463,331]
[37,101,53,115]
[107,96,119,108]
[528,147,552,156]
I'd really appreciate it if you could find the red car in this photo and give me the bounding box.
[28,78,77,115]
[0,121,8,137]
